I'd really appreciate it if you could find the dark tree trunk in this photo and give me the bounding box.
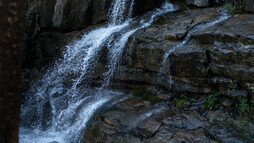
[0,0,25,142]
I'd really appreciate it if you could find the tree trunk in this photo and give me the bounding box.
[0,0,25,142]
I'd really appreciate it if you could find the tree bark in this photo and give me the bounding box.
[0,0,25,142]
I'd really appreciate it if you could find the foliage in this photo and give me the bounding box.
[202,93,220,110]
[176,99,186,107]
[223,110,254,141]
[133,89,161,105]
[174,94,197,107]
[229,80,237,91]
[224,3,244,14]
[238,98,250,117]
[223,86,254,141]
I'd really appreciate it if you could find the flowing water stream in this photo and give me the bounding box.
[19,1,177,143]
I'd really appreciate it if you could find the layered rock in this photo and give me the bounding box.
[84,98,247,143]
[104,8,254,98]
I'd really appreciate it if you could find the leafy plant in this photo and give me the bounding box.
[229,80,237,91]
[202,93,220,110]
[238,98,249,117]
[174,94,197,107]
[224,3,244,14]
[176,99,186,107]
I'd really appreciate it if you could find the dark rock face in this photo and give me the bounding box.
[104,8,254,98]
[243,0,254,12]
[84,98,246,143]
[133,0,165,16]
[24,0,166,69]
[27,0,165,31]
[34,0,112,31]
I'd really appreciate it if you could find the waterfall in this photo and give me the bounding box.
[20,1,177,143]
[108,0,134,25]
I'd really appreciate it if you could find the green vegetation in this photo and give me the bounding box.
[202,93,220,110]
[224,3,244,14]
[133,88,161,105]
[229,80,237,91]
[173,94,197,107]
[222,85,254,141]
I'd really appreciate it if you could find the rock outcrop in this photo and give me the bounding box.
[24,0,166,69]
[107,8,254,98]
[84,98,248,143]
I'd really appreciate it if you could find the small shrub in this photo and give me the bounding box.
[202,93,220,110]
[229,80,237,91]
[224,3,244,14]
[174,94,197,107]
[238,98,249,117]
[176,99,186,107]
[237,96,254,120]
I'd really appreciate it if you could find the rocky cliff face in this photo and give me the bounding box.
[27,0,165,31]
[116,8,254,98]
[24,0,166,69]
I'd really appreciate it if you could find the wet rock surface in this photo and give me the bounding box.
[84,98,247,143]
[104,7,254,98]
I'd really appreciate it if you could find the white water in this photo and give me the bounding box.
[20,1,177,143]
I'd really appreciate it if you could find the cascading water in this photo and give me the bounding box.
[158,11,230,89]
[20,0,177,143]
